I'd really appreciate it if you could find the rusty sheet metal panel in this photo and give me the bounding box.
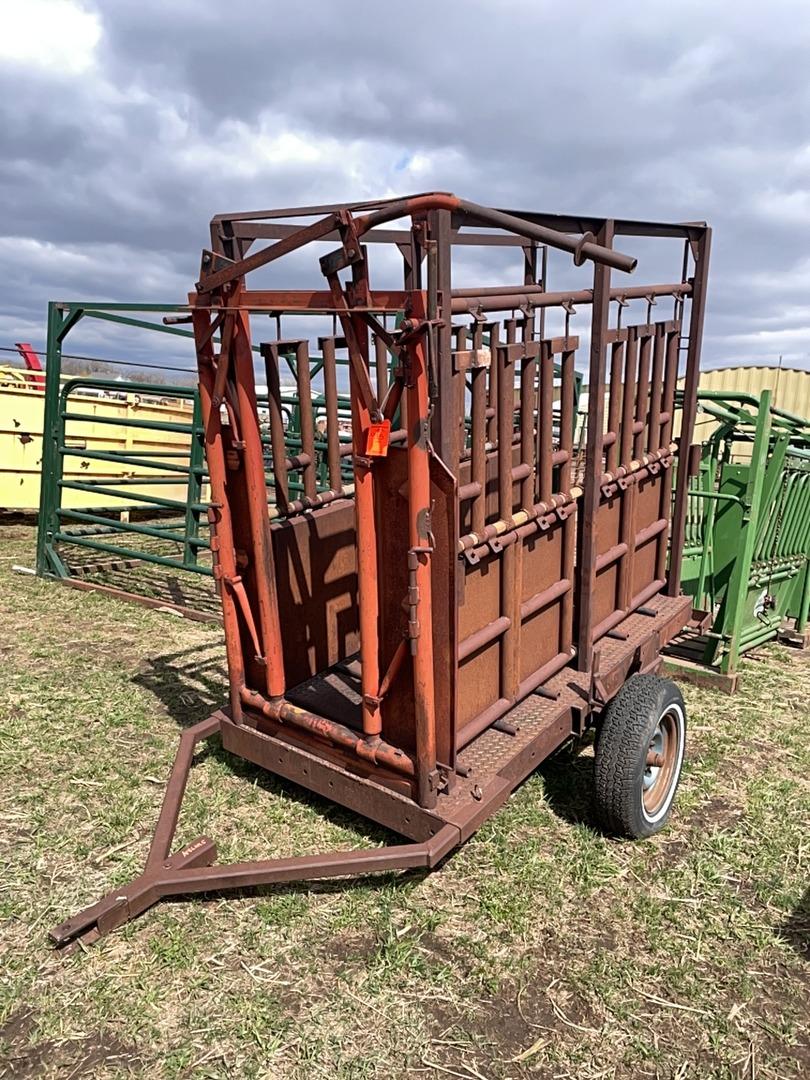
[271,500,358,689]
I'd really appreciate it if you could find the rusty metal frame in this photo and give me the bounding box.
[52,194,710,945]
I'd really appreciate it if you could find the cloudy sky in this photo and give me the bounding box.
[2,0,810,375]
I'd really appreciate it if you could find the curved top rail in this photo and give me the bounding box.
[352,194,637,273]
[196,192,637,293]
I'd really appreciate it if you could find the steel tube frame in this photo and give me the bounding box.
[50,194,710,944]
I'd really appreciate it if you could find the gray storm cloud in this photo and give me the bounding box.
[1,0,809,372]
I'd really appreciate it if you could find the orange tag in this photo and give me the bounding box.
[366,420,391,457]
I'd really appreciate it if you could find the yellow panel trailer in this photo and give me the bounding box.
[0,363,197,512]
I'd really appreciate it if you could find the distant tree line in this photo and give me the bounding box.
[59,356,196,385]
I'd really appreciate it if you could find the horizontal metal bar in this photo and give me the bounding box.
[53,532,213,576]
[191,289,411,313]
[59,447,201,475]
[58,508,206,548]
[60,375,196,400]
[53,576,218,623]
[62,410,196,436]
[154,842,437,894]
[687,490,745,506]
[453,282,689,315]
[226,221,530,248]
[58,479,206,512]
[520,578,571,620]
[458,616,511,661]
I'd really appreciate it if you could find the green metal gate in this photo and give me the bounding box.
[35,302,361,615]
[676,388,810,684]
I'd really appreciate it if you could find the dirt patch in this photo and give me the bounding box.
[1,1029,139,1080]
[418,930,459,967]
[426,977,598,1061]
[0,1008,36,1047]
[1,1007,140,1079]
[0,524,34,539]
[689,794,744,836]
[320,930,378,970]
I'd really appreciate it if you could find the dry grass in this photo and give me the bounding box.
[0,524,807,1079]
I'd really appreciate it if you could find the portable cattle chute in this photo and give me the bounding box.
[51,195,711,946]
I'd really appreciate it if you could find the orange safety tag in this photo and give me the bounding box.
[365,420,391,457]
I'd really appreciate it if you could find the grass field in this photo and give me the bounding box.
[0,524,807,1079]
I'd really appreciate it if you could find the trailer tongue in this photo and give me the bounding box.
[51,195,710,947]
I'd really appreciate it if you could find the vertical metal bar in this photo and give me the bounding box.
[694,449,718,608]
[795,555,810,633]
[183,391,204,568]
[520,346,536,508]
[321,337,342,492]
[559,343,576,655]
[193,308,247,723]
[616,328,639,613]
[263,343,290,515]
[498,343,520,700]
[634,332,652,458]
[606,339,624,475]
[720,391,772,675]
[456,321,468,451]
[295,340,317,501]
[522,244,537,343]
[470,322,487,536]
[404,291,438,808]
[575,221,613,670]
[37,303,66,576]
[497,345,514,520]
[538,341,554,505]
[648,323,665,449]
[487,321,500,445]
[668,228,712,596]
[649,323,669,584]
[559,346,575,493]
[346,311,383,739]
[660,327,680,448]
[538,245,548,339]
[428,208,456,472]
[620,329,639,467]
[230,303,286,699]
[374,333,389,398]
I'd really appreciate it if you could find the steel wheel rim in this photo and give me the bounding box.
[642,707,681,820]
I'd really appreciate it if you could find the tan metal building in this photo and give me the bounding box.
[686,364,810,419]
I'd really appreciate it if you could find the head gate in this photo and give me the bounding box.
[188,194,711,812]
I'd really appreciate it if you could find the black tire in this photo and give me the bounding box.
[593,674,686,839]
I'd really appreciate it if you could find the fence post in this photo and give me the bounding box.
[184,390,205,568]
[719,390,772,675]
[36,303,65,576]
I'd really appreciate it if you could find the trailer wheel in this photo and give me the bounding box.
[593,674,686,839]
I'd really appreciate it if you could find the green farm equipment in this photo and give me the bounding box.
[666,388,810,690]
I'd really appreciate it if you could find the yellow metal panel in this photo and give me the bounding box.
[0,367,199,511]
